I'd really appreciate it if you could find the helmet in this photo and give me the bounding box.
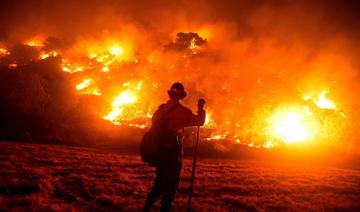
[168,82,187,99]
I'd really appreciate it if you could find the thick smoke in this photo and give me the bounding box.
[0,0,359,152]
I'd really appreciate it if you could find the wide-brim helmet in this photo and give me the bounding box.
[168,82,187,99]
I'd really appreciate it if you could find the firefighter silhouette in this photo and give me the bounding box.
[144,82,206,212]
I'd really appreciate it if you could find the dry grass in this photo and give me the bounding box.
[0,141,359,211]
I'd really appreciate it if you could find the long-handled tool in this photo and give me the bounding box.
[187,126,200,212]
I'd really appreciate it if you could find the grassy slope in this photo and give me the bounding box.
[0,141,359,211]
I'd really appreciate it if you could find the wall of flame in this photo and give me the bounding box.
[0,0,359,149]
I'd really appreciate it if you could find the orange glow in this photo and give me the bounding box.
[24,37,44,47]
[40,51,58,60]
[0,48,10,56]
[112,90,137,106]
[102,66,109,72]
[62,66,83,73]
[189,38,198,53]
[8,63,18,69]
[269,110,311,144]
[76,79,101,96]
[264,92,341,146]
[204,111,216,128]
[304,90,336,110]
[87,41,132,61]
[103,89,137,123]
[109,45,124,57]
[61,59,84,73]
[197,28,212,40]
[5,32,350,149]
[76,79,94,91]
[315,91,336,109]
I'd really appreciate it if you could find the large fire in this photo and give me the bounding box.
[0,29,351,148]
[271,111,311,143]
[267,91,337,145]
[307,90,336,110]
[104,89,138,124]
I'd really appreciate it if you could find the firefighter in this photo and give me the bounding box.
[144,82,206,212]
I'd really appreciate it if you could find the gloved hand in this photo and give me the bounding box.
[198,99,205,110]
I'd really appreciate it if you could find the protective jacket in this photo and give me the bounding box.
[152,99,205,136]
[145,99,205,211]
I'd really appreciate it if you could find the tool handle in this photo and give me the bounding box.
[187,126,200,212]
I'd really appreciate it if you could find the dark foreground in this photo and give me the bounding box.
[0,141,360,211]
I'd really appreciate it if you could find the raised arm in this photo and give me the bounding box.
[181,99,206,127]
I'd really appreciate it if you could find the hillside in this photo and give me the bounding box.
[0,141,359,211]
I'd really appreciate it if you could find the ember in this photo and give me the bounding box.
[0,48,10,56]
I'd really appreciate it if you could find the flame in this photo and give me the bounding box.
[8,63,18,69]
[83,42,133,74]
[205,102,320,147]
[189,38,198,53]
[265,95,339,146]
[103,90,137,123]
[61,59,84,73]
[109,45,124,57]
[270,111,311,144]
[102,66,109,72]
[24,37,44,47]
[244,91,339,147]
[40,51,58,60]
[76,79,94,90]
[315,91,336,109]
[76,78,101,95]
[87,88,101,96]
[304,90,336,110]
[103,108,123,124]
[112,90,137,106]
[204,111,216,128]
[62,66,83,73]
[205,134,226,140]
[3,33,348,149]
[0,48,10,56]
[88,42,130,61]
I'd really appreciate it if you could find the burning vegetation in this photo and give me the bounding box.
[0,0,359,154]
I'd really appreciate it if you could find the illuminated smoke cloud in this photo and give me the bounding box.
[0,0,359,149]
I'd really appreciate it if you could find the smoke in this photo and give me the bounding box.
[0,0,359,149]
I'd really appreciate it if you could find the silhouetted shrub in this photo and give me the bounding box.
[0,58,81,142]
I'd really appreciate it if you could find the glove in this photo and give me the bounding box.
[198,99,205,109]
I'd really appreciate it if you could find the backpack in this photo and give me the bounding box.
[140,104,178,166]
